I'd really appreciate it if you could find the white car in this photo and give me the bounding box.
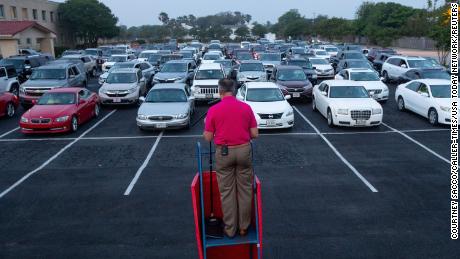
[308,58,334,79]
[312,80,383,127]
[335,68,389,102]
[191,63,226,100]
[201,52,224,64]
[102,54,135,72]
[98,68,147,105]
[381,56,437,83]
[321,45,339,57]
[137,50,159,62]
[309,49,331,60]
[236,82,294,129]
[395,79,452,125]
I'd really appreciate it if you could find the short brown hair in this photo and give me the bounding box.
[218,78,235,94]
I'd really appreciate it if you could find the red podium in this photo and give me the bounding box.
[191,142,262,259]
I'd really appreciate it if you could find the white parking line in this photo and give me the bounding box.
[124,131,164,196]
[0,110,117,199]
[0,127,19,138]
[293,106,378,192]
[382,122,450,164]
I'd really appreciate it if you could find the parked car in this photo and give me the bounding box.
[395,79,451,125]
[0,91,19,118]
[137,83,195,130]
[98,60,155,86]
[399,68,450,83]
[20,88,99,133]
[102,54,136,72]
[331,50,367,71]
[19,62,87,109]
[236,60,267,84]
[99,68,147,105]
[191,63,226,101]
[62,50,84,56]
[201,53,224,64]
[312,80,383,127]
[382,56,437,83]
[0,64,21,97]
[84,48,104,68]
[284,58,318,85]
[152,60,195,86]
[336,59,374,73]
[0,55,48,83]
[271,65,313,100]
[236,82,294,129]
[367,48,397,62]
[289,47,307,56]
[307,57,335,79]
[372,53,397,75]
[321,45,339,57]
[213,59,237,78]
[335,68,389,102]
[259,52,282,78]
[309,49,331,60]
[59,54,97,78]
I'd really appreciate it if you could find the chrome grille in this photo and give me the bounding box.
[258,113,283,119]
[106,90,129,97]
[350,110,371,120]
[287,88,304,92]
[31,118,51,124]
[25,87,52,96]
[199,88,218,94]
[368,89,382,94]
[148,115,173,121]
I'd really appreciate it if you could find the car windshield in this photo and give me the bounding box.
[408,59,437,68]
[139,52,156,58]
[252,45,265,51]
[0,59,24,69]
[109,49,125,55]
[259,53,281,61]
[309,58,329,65]
[345,53,365,59]
[37,92,76,105]
[288,60,313,69]
[84,50,99,55]
[315,50,328,55]
[214,60,232,67]
[422,70,450,80]
[106,73,137,83]
[109,56,127,62]
[111,63,134,71]
[148,54,162,63]
[204,54,220,60]
[30,69,66,80]
[325,47,338,52]
[430,85,450,98]
[330,86,369,98]
[277,69,307,81]
[292,49,306,54]
[348,61,372,69]
[180,52,193,58]
[146,89,187,102]
[236,53,253,60]
[240,63,264,72]
[246,88,284,102]
[425,58,441,66]
[350,71,380,81]
[195,69,224,80]
[161,63,187,73]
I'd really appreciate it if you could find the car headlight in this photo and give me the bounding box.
[21,116,28,123]
[193,86,200,94]
[440,106,451,112]
[128,86,138,94]
[176,113,188,119]
[383,87,389,92]
[98,78,105,84]
[372,108,382,115]
[137,114,148,120]
[285,109,294,116]
[55,116,69,122]
[19,86,25,94]
[312,74,317,79]
[337,109,348,115]
[153,77,160,82]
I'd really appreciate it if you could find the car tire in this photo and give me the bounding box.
[94,104,100,118]
[382,71,390,83]
[397,96,405,111]
[312,97,317,111]
[327,108,334,127]
[428,108,438,126]
[10,84,19,97]
[6,102,15,118]
[71,116,78,132]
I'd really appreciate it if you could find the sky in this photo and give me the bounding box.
[58,0,429,27]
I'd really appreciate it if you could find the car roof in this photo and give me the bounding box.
[240,60,263,64]
[321,80,366,87]
[198,63,221,70]
[165,59,190,64]
[277,65,303,70]
[414,79,450,85]
[151,83,187,90]
[345,68,376,72]
[39,62,73,69]
[343,51,362,54]
[111,54,129,57]
[245,82,279,89]
[48,87,84,93]
[111,68,138,73]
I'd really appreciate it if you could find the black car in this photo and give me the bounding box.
[284,58,318,85]
[399,68,450,83]
[0,55,48,83]
[271,65,313,101]
[372,53,399,75]
[367,48,396,62]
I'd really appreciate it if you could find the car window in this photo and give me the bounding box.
[7,67,17,77]
[418,84,429,95]
[400,60,408,67]
[344,71,349,79]
[406,81,421,91]
[68,68,75,77]
[79,90,91,100]
[240,84,246,98]
[0,68,6,78]
[71,66,80,75]
[324,85,329,95]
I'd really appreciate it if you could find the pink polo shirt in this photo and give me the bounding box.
[205,96,257,146]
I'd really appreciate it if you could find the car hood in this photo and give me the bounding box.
[238,71,265,78]
[102,82,137,91]
[23,79,68,88]
[138,102,189,115]
[193,79,219,86]
[277,80,311,88]
[154,72,186,80]
[24,104,75,118]
[434,98,453,108]
[329,98,381,109]
[246,100,291,114]
[356,80,387,90]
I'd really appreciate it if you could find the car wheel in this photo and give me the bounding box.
[71,116,78,132]
[382,71,390,83]
[327,108,334,127]
[10,84,19,97]
[397,96,405,111]
[94,104,100,117]
[428,108,438,126]
[6,102,15,118]
[312,97,317,111]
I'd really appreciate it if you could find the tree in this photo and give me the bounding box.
[251,22,268,38]
[234,26,250,39]
[271,9,311,39]
[58,0,118,47]
[427,2,450,65]
[158,12,169,25]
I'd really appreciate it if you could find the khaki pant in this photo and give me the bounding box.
[215,144,253,237]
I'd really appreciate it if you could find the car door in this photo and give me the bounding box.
[413,83,431,116]
[315,83,328,116]
[77,90,93,122]
[403,81,421,111]
[0,67,8,91]
[71,66,83,86]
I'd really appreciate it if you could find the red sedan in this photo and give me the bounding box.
[0,91,19,118]
[20,88,100,134]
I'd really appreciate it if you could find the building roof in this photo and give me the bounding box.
[0,21,54,36]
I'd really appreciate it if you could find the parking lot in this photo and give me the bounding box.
[0,78,455,258]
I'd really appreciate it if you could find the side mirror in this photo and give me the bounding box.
[69,74,75,78]
[139,96,145,103]
[140,77,145,82]
[380,77,385,81]
[321,91,327,96]
[401,64,407,68]
[236,95,244,101]
[188,68,194,73]
[420,92,429,97]
[284,95,291,100]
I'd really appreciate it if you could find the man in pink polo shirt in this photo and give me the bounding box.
[204,78,259,238]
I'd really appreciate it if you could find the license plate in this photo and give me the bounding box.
[205,93,213,99]
[293,93,300,98]
[266,120,276,126]
[156,123,166,128]
[113,97,121,103]
[356,120,366,125]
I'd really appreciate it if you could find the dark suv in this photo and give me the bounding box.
[271,65,313,101]
[0,55,48,83]
[284,58,318,85]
